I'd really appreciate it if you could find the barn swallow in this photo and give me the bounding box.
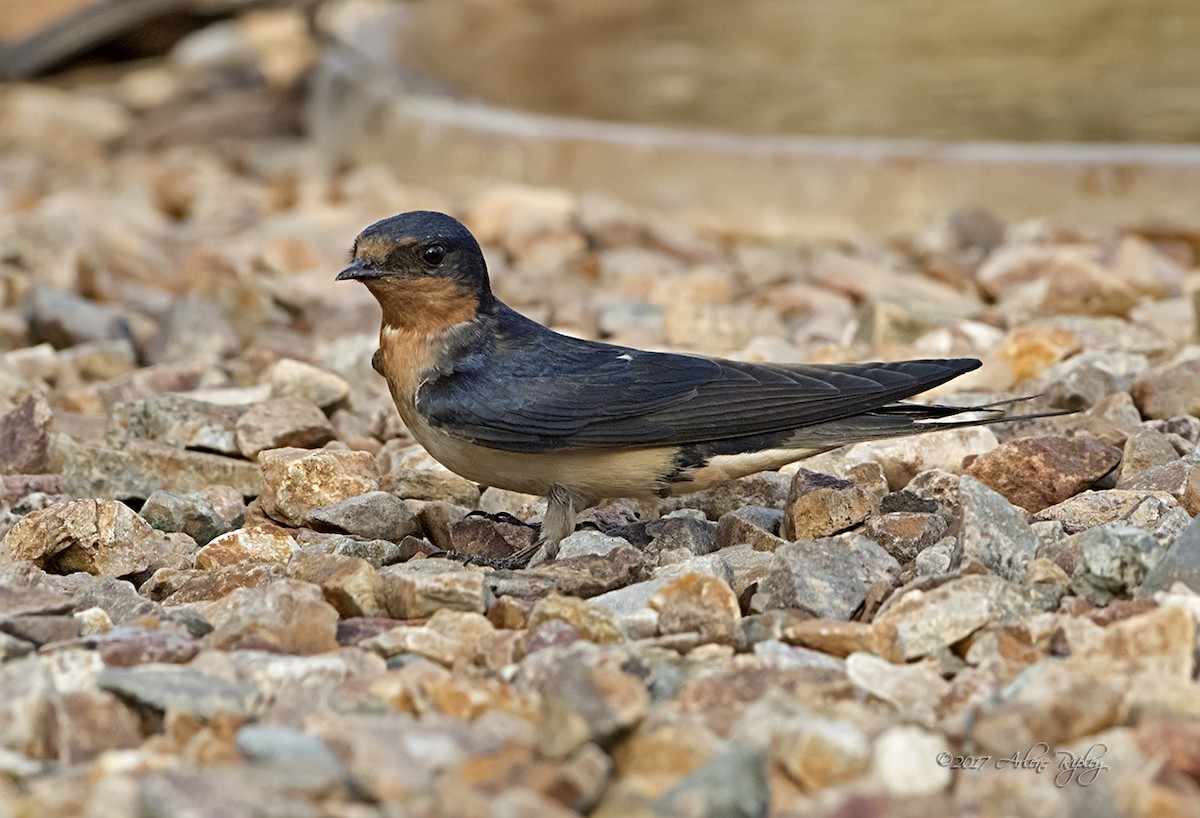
[339,211,1038,566]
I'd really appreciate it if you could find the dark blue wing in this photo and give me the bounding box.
[417,305,980,453]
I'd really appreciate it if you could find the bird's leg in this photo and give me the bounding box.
[488,484,578,569]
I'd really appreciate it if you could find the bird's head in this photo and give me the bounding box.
[338,211,492,330]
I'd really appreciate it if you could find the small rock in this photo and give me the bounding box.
[194,526,296,569]
[140,489,243,545]
[258,447,379,527]
[382,464,481,507]
[147,296,239,364]
[330,536,402,567]
[269,359,349,409]
[3,498,165,576]
[1120,459,1200,515]
[774,716,870,791]
[0,614,78,645]
[99,665,261,719]
[27,288,132,350]
[713,506,786,553]
[778,617,897,660]
[964,435,1121,512]
[914,539,956,576]
[235,725,344,794]
[872,726,951,796]
[0,394,52,475]
[235,398,334,459]
[73,576,161,625]
[448,515,537,561]
[60,437,263,500]
[880,468,963,524]
[862,512,948,564]
[286,551,386,618]
[1118,427,1182,483]
[650,573,740,646]
[874,573,1043,659]
[202,579,340,654]
[141,562,285,605]
[957,476,1039,581]
[750,534,900,620]
[716,544,778,599]
[556,530,629,560]
[656,743,769,818]
[526,594,623,644]
[1037,489,1180,533]
[537,661,650,759]
[1133,359,1200,420]
[1070,525,1164,605]
[1138,513,1200,597]
[520,546,645,598]
[844,652,948,723]
[306,491,419,541]
[644,514,717,556]
[781,468,880,540]
[108,394,242,455]
[381,564,488,619]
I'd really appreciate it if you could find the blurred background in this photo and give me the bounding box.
[3,0,1199,240]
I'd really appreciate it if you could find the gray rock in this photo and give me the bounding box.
[713,506,785,552]
[235,398,334,459]
[381,563,489,619]
[1118,427,1182,483]
[1120,459,1200,515]
[99,665,262,718]
[1037,489,1181,534]
[717,544,778,598]
[27,287,132,349]
[750,533,901,620]
[235,725,344,794]
[1133,359,1200,419]
[1137,513,1200,598]
[914,539,955,577]
[269,359,350,409]
[644,512,717,556]
[330,536,403,567]
[875,573,1043,659]
[957,476,1038,581]
[108,394,243,455]
[306,490,419,541]
[881,468,962,525]
[73,576,162,625]
[140,489,242,545]
[658,743,769,818]
[60,437,263,500]
[863,512,948,564]
[1070,524,1164,605]
[147,296,239,364]
[557,529,630,560]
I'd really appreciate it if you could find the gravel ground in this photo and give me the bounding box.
[1,10,1200,818]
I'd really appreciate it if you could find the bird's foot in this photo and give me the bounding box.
[463,510,541,530]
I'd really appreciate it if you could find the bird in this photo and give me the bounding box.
[339,210,1039,567]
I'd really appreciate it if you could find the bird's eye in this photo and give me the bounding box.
[422,244,446,267]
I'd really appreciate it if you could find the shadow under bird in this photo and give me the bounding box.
[339,211,1035,566]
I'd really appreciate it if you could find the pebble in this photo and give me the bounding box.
[258,447,379,527]
[0,393,52,474]
[2,498,167,576]
[201,579,340,654]
[194,525,296,569]
[781,468,880,540]
[872,726,951,796]
[268,359,350,409]
[99,664,262,718]
[957,476,1039,581]
[381,563,489,619]
[59,437,263,500]
[235,397,334,459]
[862,511,947,564]
[1132,359,1200,419]
[1137,513,1200,598]
[713,506,786,553]
[108,394,242,455]
[305,490,420,541]
[964,435,1121,512]
[750,534,900,620]
[140,488,244,545]
[1069,524,1164,605]
[844,426,998,491]
[649,573,741,646]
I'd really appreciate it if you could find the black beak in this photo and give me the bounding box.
[336,260,381,281]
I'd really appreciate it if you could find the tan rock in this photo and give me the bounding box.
[202,578,340,654]
[3,498,164,576]
[781,468,880,540]
[527,594,623,643]
[965,435,1121,512]
[381,565,488,619]
[258,447,379,527]
[194,526,296,569]
[286,550,386,618]
[649,573,741,646]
